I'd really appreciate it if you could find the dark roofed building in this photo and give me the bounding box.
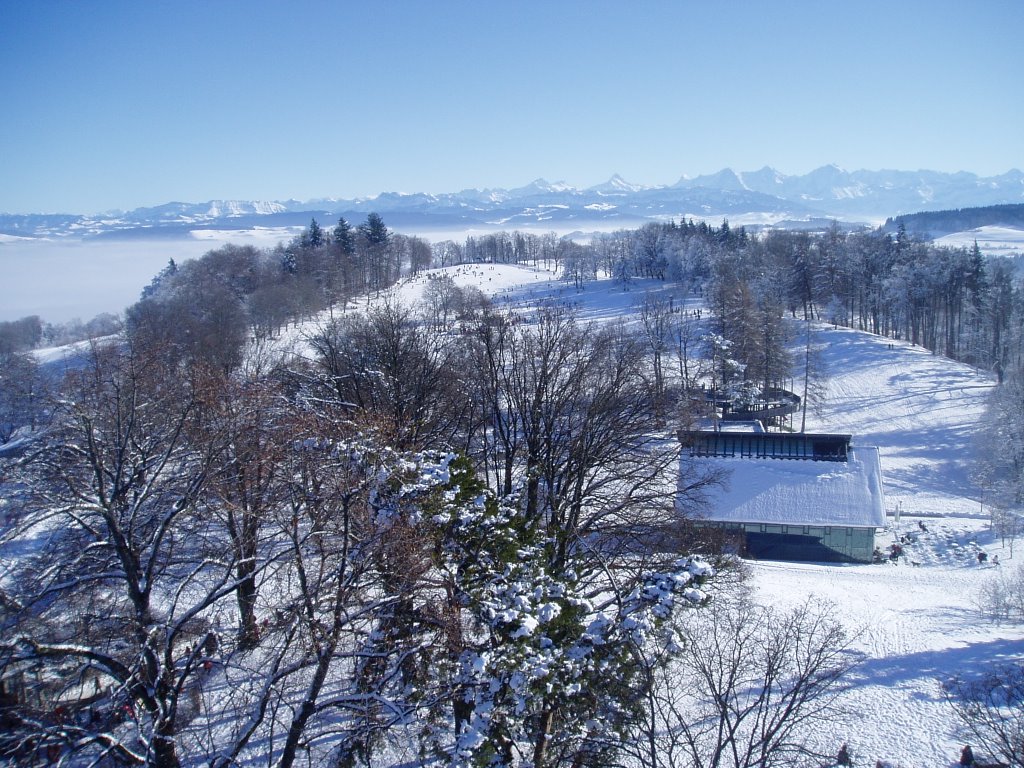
[681,426,885,563]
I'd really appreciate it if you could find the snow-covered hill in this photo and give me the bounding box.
[935,225,1024,256]
[758,325,1010,766]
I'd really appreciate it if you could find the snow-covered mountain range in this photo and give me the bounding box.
[3,166,1023,239]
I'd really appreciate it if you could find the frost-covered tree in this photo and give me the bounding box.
[703,332,743,394]
[976,375,1024,508]
[1,341,236,767]
[423,457,715,767]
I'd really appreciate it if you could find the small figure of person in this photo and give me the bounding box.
[993,554,1001,566]
[837,742,852,767]
[959,744,974,767]
[918,520,928,532]
[889,543,903,564]
[977,551,988,564]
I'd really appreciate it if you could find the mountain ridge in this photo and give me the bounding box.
[3,166,1022,239]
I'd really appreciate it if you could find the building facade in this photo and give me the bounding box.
[681,427,885,563]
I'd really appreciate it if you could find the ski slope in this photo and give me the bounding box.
[752,326,1013,766]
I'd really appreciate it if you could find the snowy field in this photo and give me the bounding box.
[754,329,1015,767]
[934,225,1024,256]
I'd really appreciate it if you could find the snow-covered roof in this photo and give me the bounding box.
[694,446,886,529]
[716,420,765,433]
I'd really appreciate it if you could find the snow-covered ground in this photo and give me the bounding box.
[750,328,1016,767]
[934,225,1024,256]
[386,262,685,325]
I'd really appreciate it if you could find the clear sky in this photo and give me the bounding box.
[2,0,1022,214]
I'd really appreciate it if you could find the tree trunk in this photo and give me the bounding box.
[236,565,259,649]
[151,727,181,768]
[533,706,554,768]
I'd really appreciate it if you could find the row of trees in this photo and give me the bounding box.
[441,220,1019,388]
[11,212,1019,422]
[125,214,438,375]
[1,312,123,353]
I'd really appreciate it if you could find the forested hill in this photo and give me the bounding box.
[886,203,1024,237]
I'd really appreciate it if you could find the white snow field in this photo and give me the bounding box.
[935,225,1024,256]
[747,329,1014,766]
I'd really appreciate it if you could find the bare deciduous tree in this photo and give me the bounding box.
[945,663,1024,768]
[307,297,467,450]
[1,342,240,767]
[631,597,858,768]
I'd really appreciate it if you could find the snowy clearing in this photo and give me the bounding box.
[746,325,1017,766]
[934,225,1024,256]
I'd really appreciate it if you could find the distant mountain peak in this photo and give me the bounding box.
[508,178,578,197]
[204,200,287,217]
[587,174,646,195]
[739,167,787,192]
[807,163,849,178]
[675,168,747,191]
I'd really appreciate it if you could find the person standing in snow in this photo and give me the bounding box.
[837,743,852,766]
[959,744,974,767]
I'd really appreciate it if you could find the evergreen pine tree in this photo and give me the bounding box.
[359,212,389,245]
[305,217,325,248]
[333,216,354,254]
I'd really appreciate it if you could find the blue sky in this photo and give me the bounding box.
[2,0,1022,214]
